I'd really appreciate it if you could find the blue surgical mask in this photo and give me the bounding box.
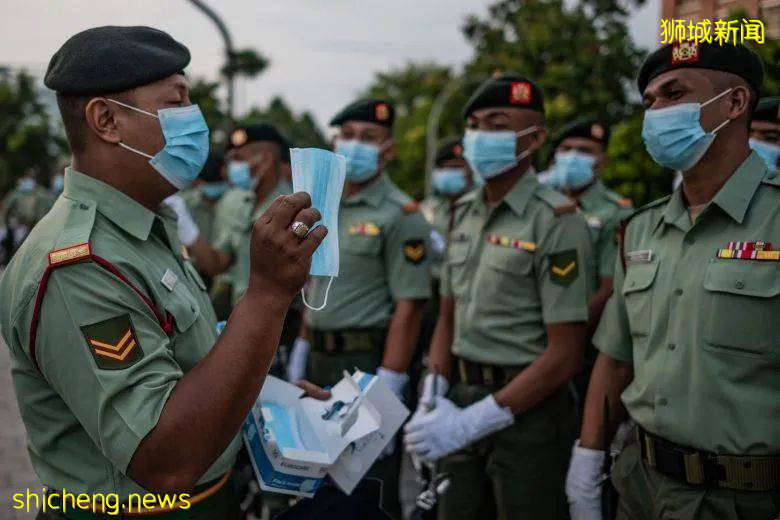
[749,138,780,171]
[641,88,731,172]
[538,169,563,190]
[109,99,210,190]
[554,150,596,189]
[227,161,256,190]
[463,127,538,179]
[51,174,64,193]
[291,147,346,311]
[201,181,228,200]
[335,139,381,183]
[18,178,36,192]
[432,168,468,196]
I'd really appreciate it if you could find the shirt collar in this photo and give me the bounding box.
[343,173,387,208]
[501,167,538,217]
[63,168,157,241]
[658,151,766,231]
[576,180,605,211]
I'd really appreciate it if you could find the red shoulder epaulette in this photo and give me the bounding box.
[553,201,577,216]
[29,242,174,371]
[402,201,420,214]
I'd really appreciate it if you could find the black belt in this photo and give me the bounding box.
[456,357,525,390]
[311,328,386,354]
[638,427,780,491]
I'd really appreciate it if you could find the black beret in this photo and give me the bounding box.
[752,96,780,123]
[199,152,224,182]
[44,26,190,96]
[435,137,464,165]
[553,117,610,150]
[329,99,395,128]
[637,41,763,95]
[463,74,544,118]
[229,123,288,150]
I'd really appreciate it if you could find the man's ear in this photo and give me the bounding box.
[84,98,122,145]
[380,139,397,165]
[727,85,751,120]
[524,126,548,154]
[595,153,609,173]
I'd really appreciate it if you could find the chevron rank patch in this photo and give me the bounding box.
[549,249,579,286]
[403,239,426,264]
[80,315,143,370]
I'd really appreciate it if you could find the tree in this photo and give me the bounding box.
[240,97,328,150]
[0,70,66,194]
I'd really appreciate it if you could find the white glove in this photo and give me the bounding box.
[409,373,449,424]
[404,395,513,462]
[163,194,199,246]
[565,440,606,520]
[377,367,409,399]
[286,337,310,383]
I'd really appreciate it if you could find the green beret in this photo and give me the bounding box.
[463,74,544,118]
[44,26,190,96]
[229,123,288,151]
[329,99,395,128]
[637,41,763,95]
[553,117,610,150]
[752,96,780,123]
[434,137,464,166]
[199,152,224,182]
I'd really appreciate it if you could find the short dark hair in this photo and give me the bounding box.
[56,89,136,153]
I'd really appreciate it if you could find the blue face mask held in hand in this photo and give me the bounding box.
[108,99,210,190]
[291,148,347,311]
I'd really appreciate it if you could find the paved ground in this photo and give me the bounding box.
[0,338,38,519]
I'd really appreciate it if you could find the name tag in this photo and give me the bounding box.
[161,269,178,291]
[626,250,653,263]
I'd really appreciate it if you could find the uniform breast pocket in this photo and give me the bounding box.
[621,261,658,339]
[703,261,780,358]
[344,235,381,257]
[164,282,201,334]
[446,241,471,297]
[481,246,534,310]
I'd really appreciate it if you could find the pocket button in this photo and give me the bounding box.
[735,280,745,289]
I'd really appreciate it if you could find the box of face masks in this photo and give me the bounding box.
[242,370,409,497]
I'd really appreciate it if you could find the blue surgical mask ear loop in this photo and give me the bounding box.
[700,87,733,135]
[301,276,334,311]
[107,98,160,159]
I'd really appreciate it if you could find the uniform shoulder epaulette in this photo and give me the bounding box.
[624,195,670,225]
[604,189,634,209]
[533,185,574,216]
[401,201,420,214]
[761,170,780,187]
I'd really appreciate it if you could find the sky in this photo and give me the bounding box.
[0,0,659,129]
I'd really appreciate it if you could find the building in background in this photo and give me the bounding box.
[661,0,780,39]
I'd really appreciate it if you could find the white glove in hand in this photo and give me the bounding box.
[404,395,513,462]
[163,194,199,246]
[286,337,310,383]
[377,367,409,399]
[565,440,606,520]
[409,373,449,426]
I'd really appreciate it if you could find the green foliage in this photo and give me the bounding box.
[0,71,66,194]
[222,48,269,78]
[240,97,328,150]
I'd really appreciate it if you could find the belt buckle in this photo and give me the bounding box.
[682,450,706,485]
[481,366,494,387]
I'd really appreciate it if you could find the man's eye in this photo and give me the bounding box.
[668,90,684,100]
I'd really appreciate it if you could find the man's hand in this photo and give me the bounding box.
[408,373,449,426]
[247,192,327,303]
[294,379,331,400]
[565,441,605,520]
[163,194,199,246]
[404,395,513,462]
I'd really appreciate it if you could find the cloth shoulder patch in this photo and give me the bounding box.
[80,314,143,370]
[548,249,579,286]
[533,186,571,214]
[402,201,420,214]
[403,239,426,264]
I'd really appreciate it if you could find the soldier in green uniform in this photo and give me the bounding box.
[546,118,633,405]
[180,152,227,249]
[404,74,594,520]
[0,26,326,520]
[567,41,780,520]
[1,168,55,253]
[287,98,431,518]
[748,96,780,171]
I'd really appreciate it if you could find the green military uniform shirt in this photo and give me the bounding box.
[441,169,594,366]
[181,186,220,246]
[575,180,633,280]
[594,152,780,455]
[213,180,291,306]
[0,169,241,500]
[305,174,432,330]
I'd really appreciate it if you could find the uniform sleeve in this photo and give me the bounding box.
[385,210,432,301]
[23,261,184,474]
[597,217,621,279]
[592,235,633,363]
[535,211,593,324]
[439,250,453,298]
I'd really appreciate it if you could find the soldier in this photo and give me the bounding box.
[547,118,633,405]
[0,26,326,519]
[748,96,780,171]
[287,98,432,518]
[566,42,780,520]
[1,168,55,253]
[404,74,594,519]
[180,151,227,250]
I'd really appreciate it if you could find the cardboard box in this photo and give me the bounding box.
[243,370,409,497]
